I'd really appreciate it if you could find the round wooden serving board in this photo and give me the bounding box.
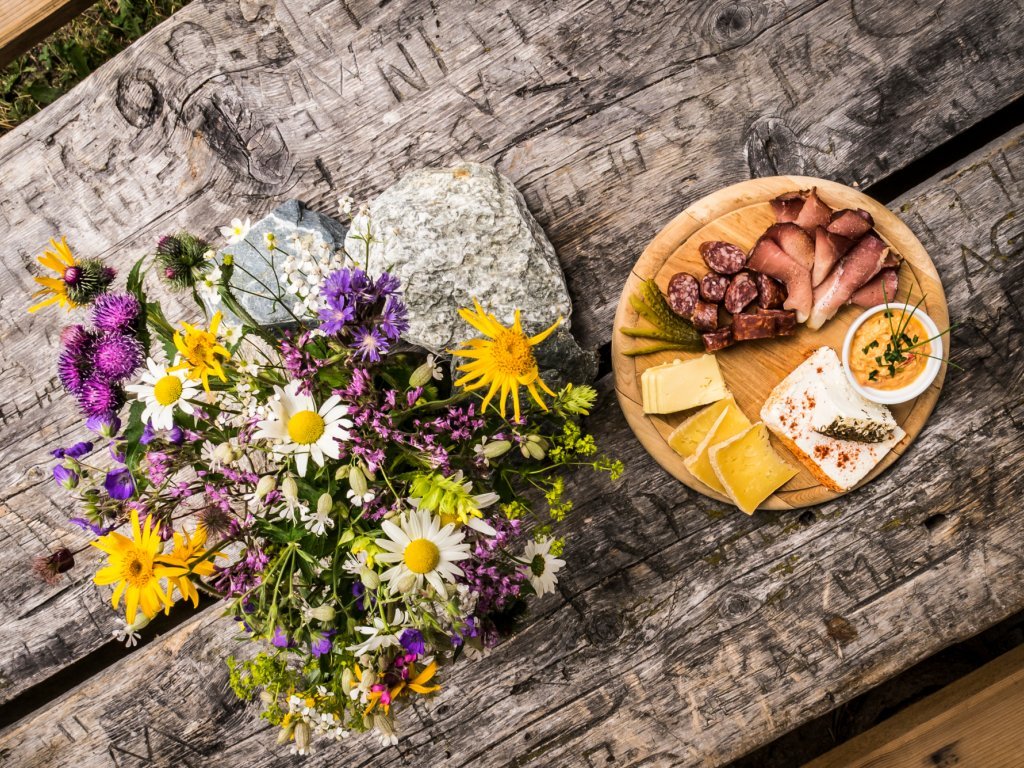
[612,176,949,511]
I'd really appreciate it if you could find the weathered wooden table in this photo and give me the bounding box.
[0,1,1022,766]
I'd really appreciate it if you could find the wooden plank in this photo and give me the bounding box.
[1,119,1022,766]
[0,0,96,68]
[0,0,1021,716]
[805,644,1024,768]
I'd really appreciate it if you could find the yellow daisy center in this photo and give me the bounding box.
[492,329,535,376]
[122,550,153,588]
[403,538,440,574]
[153,375,183,406]
[287,410,325,445]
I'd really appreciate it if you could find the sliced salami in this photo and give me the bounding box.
[666,272,700,318]
[702,327,734,353]
[755,308,797,336]
[699,241,747,275]
[724,271,758,314]
[732,312,776,340]
[700,272,730,302]
[754,272,787,309]
[691,300,719,332]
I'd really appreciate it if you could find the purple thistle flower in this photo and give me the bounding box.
[310,631,333,658]
[53,464,79,490]
[104,468,135,500]
[92,293,142,333]
[399,628,426,656]
[91,332,143,380]
[58,342,95,396]
[86,413,121,437]
[60,324,92,353]
[79,377,126,417]
[351,326,387,363]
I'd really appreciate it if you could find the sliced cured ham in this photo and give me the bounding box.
[812,227,853,287]
[806,235,891,330]
[849,267,900,308]
[770,192,804,224]
[765,223,815,269]
[827,209,874,240]
[748,237,813,323]
[794,188,832,231]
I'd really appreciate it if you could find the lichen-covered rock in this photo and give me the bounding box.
[363,163,574,353]
[534,327,600,388]
[219,199,347,327]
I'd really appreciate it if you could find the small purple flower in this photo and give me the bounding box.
[378,295,409,341]
[109,442,126,463]
[86,413,121,437]
[140,421,156,445]
[70,517,112,536]
[92,293,142,333]
[271,627,290,648]
[103,468,135,500]
[317,300,357,335]
[351,326,386,363]
[91,333,143,380]
[399,628,426,656]
[168,426,184,445]
[64,441,94,458]
[80,378,126,418]
[310,631,333,658]
[323,267,372,307]
[53,464,79,490]
[372,271,401,298]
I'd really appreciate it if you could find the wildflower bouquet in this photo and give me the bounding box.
[29,208,621,752]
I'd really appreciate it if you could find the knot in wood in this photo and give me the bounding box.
[585,611,624,647]
[745,116,806,177]
[700,1,769,53]
[718,592,756,621]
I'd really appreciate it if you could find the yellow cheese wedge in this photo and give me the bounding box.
[640,355,728,415]
[709,423,798,515]
[683,402,752,493]
[667,397,737,459]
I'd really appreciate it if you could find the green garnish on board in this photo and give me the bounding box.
[621,279,702,357]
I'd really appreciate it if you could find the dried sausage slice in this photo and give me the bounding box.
[666,272,700,318]
[700,272,730,302]
[755,308,797,336]
[691,300,719,332]
[754,272,787,309]
[699,241,747,275]
[732,312,776,340]
[724,271,758,314]
[702,328,734,353]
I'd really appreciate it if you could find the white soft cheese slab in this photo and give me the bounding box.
[760,346,904,491]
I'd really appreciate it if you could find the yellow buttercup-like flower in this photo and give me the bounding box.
[27,237,78,314]
[355,661,440,715]
[170,311,231,391]
[166,526,222,608]
[92,509,184,624]
[452,300,561,422]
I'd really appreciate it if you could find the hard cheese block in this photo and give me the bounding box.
[667,397,736,458]
[683,402,752,494]
[760,346,905,492]
[709,423,798,515]
[641,355,728,415]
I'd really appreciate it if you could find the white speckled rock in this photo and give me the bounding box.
[362,163,573,352]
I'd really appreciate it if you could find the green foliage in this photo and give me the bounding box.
[1,0,189,133]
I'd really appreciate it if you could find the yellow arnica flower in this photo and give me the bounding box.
[452,300,561,422]
[92,509,185,625]
[28,237,78,314]
[167,526,222,608]
[170,311,231,391]
[355,661,440,716]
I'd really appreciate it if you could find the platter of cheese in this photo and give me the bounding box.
[611,176,949,512]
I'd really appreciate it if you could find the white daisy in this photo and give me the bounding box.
[219,217,251,245]
[252,381,353,476]
[375,509,472,596]
[125,358,200,430]
[521,538,565,597]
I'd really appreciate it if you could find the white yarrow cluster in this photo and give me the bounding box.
[280,233,347,313]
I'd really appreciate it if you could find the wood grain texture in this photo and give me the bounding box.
[612,177,948,510]
[1,120,1022,766]
[805,643,1024,768]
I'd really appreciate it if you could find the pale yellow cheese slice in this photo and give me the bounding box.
[709,423,798,515]
[683,402,752,493]
[640,355,728,415]
[667,397,737,459]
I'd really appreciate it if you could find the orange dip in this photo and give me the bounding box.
[849,311,931,390]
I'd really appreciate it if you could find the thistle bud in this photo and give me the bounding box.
[317,493,333,517]
[360,568,380,590]
[255,475,277,501]
[281,475,298,502]
[32,547,75,585]
[482,439,512,459]
[349,465,367,496]
[294,721,311,754]
[309,603,336,623]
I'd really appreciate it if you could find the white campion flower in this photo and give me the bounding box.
[219,217,252,245]
[346,613,404,656]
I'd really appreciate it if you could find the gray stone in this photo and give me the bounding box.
[219,199,347,327]
[534,326,600,386]
[363,163,574,352]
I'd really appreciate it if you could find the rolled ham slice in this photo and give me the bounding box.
[812,227,853,287]
[827,209,874,240]
[765,223,815,269]
[849,267,900,308]
[794,188,832,231]
[748,236,813,323]
[770,192,805,224]
[806,235,891,330]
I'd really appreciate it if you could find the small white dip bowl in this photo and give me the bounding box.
[841,303,943,405]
